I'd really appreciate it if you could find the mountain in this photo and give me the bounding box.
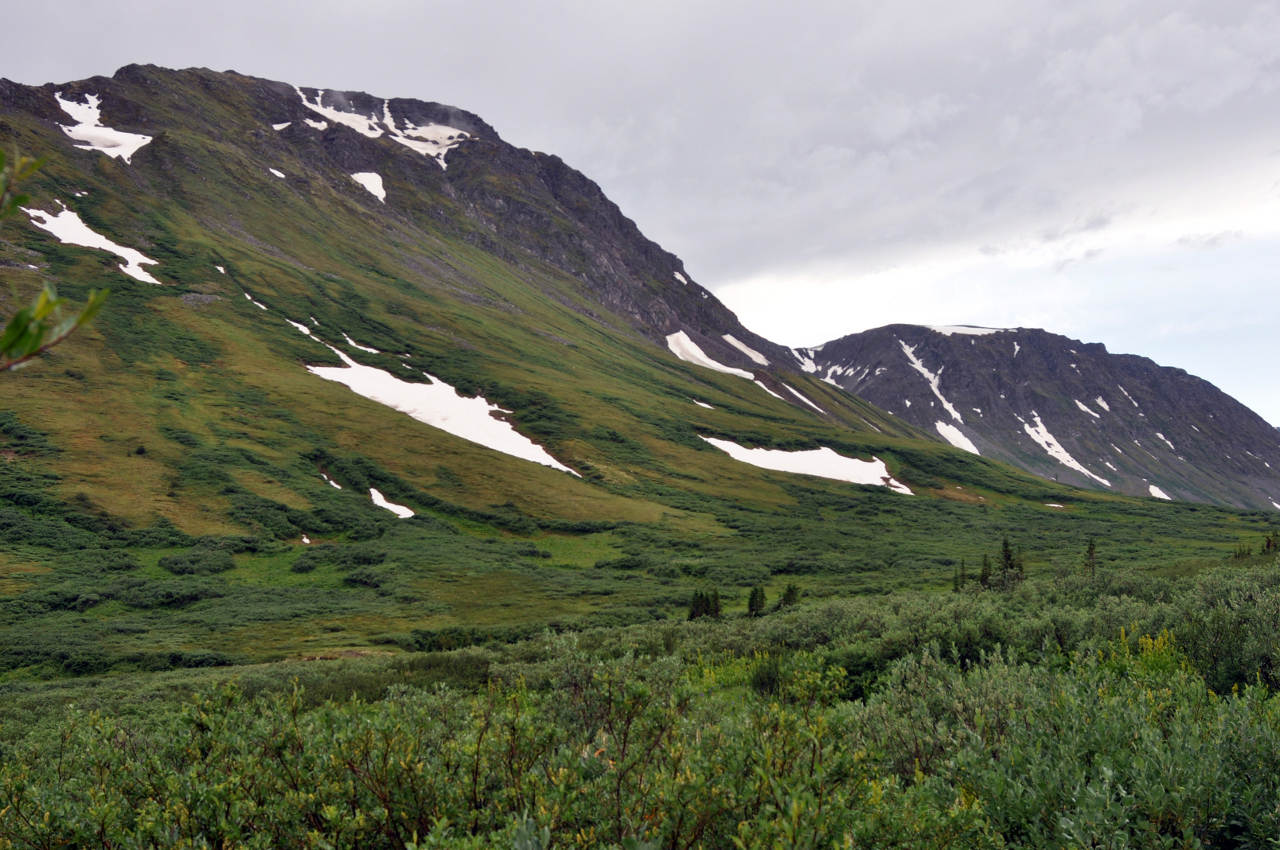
[798,324,1280,509]
[0,65,1272,676]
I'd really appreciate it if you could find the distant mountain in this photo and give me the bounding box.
[798,324,1280,509]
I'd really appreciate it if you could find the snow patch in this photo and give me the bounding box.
[286,319,312,336]
[927,325,1004,336]
[215,265,225,274]
[692,400,713,410]
[301,534,311,544]
[307,345,578,475]
[304,118,328,131]
[700,436,911,494]
[673,271,688,285]
[1094,396,1110,412]
[272,121,292,131]
[350,172,386,202]
[53,92,152,163]
[935,421,980,455]
[321,473,342,490]
[370,488,414,518]
[666,331,754,379]
[243,292,269,311]
[899,340,962,423]
[23,205,159,283]
[1118,385,1140,407]
[1013,341,1020,357]
[722,334,769,366]
[1155,432,1176,451]
[754,380,786,402]
[268,168,285,179]
[1045,503,1065,508]
[342,333,380,354]
[791,349,819,374]
[1149,484,1172,501]
[1075,399,1101,419]
[1018,411,1111,486]
[784,384,826,414]
[1272,500,1280,511]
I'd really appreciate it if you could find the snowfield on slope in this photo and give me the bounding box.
[295,88,470,170]
[54,92,152,163]
[899,340,963,423]
[370,488,414,518]
[350,172,386,202]
[935,421,980,454]
[24,204,159,283]
[700,437,912,494]
[1019,411,1111,486]
[666,331,754,379]
[722,334,769,366]
[306,345,578,475]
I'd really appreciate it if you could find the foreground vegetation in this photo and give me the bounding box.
[4,557,1280,848]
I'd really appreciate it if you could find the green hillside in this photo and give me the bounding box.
[1,65,1278,847]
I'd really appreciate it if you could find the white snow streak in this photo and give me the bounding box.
[295,89,469,170]
[1075,399,1101,419]
[1095,396,1111,412]
[700,436,911,494]
[321,473,342,489]
[673,271,688,285]
[692,400,713,409]
[350,172,386,202]
[754,380,786,402]
[666,331,754,379]
[286,319,312,336]
[215,265,225,274]
[927,325,1004,336]
[1019,411,1111,486]
[784,384,826,414]
[369,488,414,518]
[935,421,980,455]
[342,333,380,354]
[1155,432,1176,451]
[791,348,819,374]
[272,121,292,131]
[23,205,159,283]
[243,292,269,311]
[268,168,286,179]
[53,92,152,163]
[722,333,769,366]
[1149,484,1172,500]
[1118,385,1140,407]
[307,345,578,475]
[899,340,962,423]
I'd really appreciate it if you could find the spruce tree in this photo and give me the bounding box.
[748,586,766,616]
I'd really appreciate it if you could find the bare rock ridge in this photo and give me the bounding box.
[801,324,1280,509]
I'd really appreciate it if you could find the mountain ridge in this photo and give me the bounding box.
[801,323,1280,509]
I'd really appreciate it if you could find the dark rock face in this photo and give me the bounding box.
[802,324,1280,509]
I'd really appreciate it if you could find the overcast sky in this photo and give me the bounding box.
[10,1,1280,423]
